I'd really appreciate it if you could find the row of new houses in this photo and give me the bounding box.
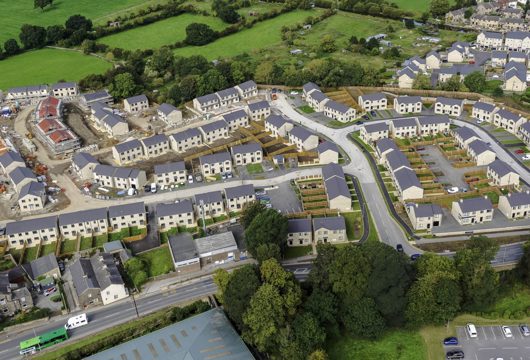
[5,82,79,102]
[447,2,529,32]
[193,80,258,112]
[302,82,357,122]
[477,31,530,52]
[286,216,347,246]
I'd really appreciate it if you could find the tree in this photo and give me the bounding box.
[34,0,53,10]
[244,209,288,257]
[65,15,93,34]
[290,312,326,357]
[492,86,503,97]
[179,75,200,101]
[240,201,266,228]
[518,241,530,286]
[382,47,400,59]
[124,257,149,289]
[3,39,20,56]
[349,36,358,44]
[464,8,474,19]
[320,35,337,53]
[256,243,281,263]
[413,74,432,90]
[430,0,451,17]
[174,55,210,77]
[308,350,329,360]
[260,259,302,316]
[80,39,96,54]
[304,289,338,333]
[217,6,240,23]
[328,244,370,300]
[46,25,66,44]
[109,72,137,99]
[150,47,175,75]
[185,23,217,46]
[19,24,47,49]
[213,268,230,304]
[223,265,261,330]
[198,68,227,95]
[463,71,486,93]
[342,297,385,338]
[441,74,462,92]
[309,243,338,291]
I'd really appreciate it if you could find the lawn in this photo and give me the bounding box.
[501,139,524,145]
[0,48,112,90]
[94,234,109,248]
[390,0,438,14]
[98,13,228,50]
[327,329,427,360]
[40,243,57,256]
[79,237,94,251]
[23,246,39,263]
[246,163,264,174]
[284,245,312,259]
[61,239,77,254]
[365,210,379,243]
[0,0,168,45]
[137,246,174,277]
[173,9,320,60]
[343,212,363,240]
[298,105,315,114]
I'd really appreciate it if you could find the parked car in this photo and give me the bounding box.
[443,337,458,346]
[370,110,377,116]
[515,149,525,154]
[43,286,57,296]
[416,147,425,151]
[362,115,369,120]
[222,173,227,180]
[410,254,421,261]
[502,326,513,337]
[446,350,464,359]
[226,172,233,179]
[143,184,151,192]
[195,174,203,182]
[447,186,459,194]
[476,119,484,124]
[357,120,364,125]
[519,324,530,337]
[396,244,404,252]
[150,183,157,193]
[187,175,194,184]
[522,154,530,161]
[256,190,266,196]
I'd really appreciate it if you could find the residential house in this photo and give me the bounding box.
[216,87,240,107]
[235,80,258,99]
[123,95,148,113]
[306,90,329,112]
[112,139,144,165]
[72,152,99,179]
[79,90,113,110]
[23,254,60,280]
[468,139,496,165]
[390,117,418,138]
[394,167,424,200]
[446,8,466,23]
[195,232,240,266]
[408,56,427,72]
[93,164,116,187]
[224,184,255,212]
[18,182,46,214]
[288,126,319,151]
[231,142,262,165]
[451,197,494,225]
[157,103,182,125]
[519,121,530,145]
[505,31,530,52]
[317,141,339,164]
[199,152,232,177]
[108,202,146,232]
[6,85,47,101]
[222,109,249,131]
[313,217,346,243]
[193,94,219,112]
[323,100,356,122]
[90,102,129,137]
[360,123,389,144]
[509,51,528,64]
[247,100,270,121]
[287,219,312,246]
[386,150,411,173]
[426,51,441,70]
[323,164,351,211]
[472,101,498,121]
[302,82,320,98]
[58,208,109,241]
[168,233,200,274]
[9,166,36,193]
[434,97,464,116]
[358,93,387,111]
[153,161,187,187]
[447,46,466,63]
[491,51,508,67]
[156,200,195,231]
[51,82,78,98]
[394,96,422,114]
[5,216,58,250]
[199,120,229,144]
[406,203,443,231]
[487,159,519,186]
[169,128,203,153]
[265,114,293,138]
[111,167,147,190]
[493,108,527,133]
[498,191,530,219]
[141,134,170,158]
[476,31,504,49]
[0,151,25,175]
[502,7,523,18]
[375,138,399,163]
[397,67,417,89]
[416,115,450,136]
[470,15,500,31]
[500,18,526,32]
[504,61,527,92]
[453,127,480,149]
[195,191,225,219]
[0,271,33,316]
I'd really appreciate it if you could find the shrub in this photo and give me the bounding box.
[50,294,62,303]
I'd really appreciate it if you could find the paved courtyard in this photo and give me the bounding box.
[266,181,302,214]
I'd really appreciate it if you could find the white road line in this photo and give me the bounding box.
[482,327,488,340]
[502,347,518,349]
[490,326,496,340]
[474,354,478,360]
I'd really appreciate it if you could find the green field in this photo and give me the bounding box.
[173,10,321,60]
[390,0,432,14]
[99,14,228,50]
[0,0,170,45]
[327,330,427,360]
[0,48,111,90]
[137,246,174,277]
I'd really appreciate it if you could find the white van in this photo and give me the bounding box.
[466,323,477,338]
[65,313,88,330]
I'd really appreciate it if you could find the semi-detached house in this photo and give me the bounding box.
[393,96,422,114]
[472,101,497,121]
[58,208,109,241]
[247,100,270,121]
[390,118,418,138]
[288,126,319,151]
[153,161,187,187]
[9,166,36,193]
[519,122,530,145]
[313,217,346,243]
[141,134,170,158]
[199,120,229,144]
[123,94,149,113]
[108,202,146,232]
[265,114,293,138]
[468,139,496,166]
[157,103,182,124]
[195,191,225,219]
[323,100,356,122]
[434,97,464,116]
[451,197,493,225]
[375,138,399,163]
[231,142,262,165]
[317,141,339,164]
[224,184,255,212]
[493,109,527,134]
[18,182,46,214]
[287,218,312,247]
[222,109,249,131]
[72,152,99,179]
[360,122,389,144]
[487,159,519,187]
[235,80,258,99]
[6,216,58,249]
[199,152,232,177]
[193,93,219,112]
[358,93,387,111]
[112,139,144,165]
[498,191,530,219]
[406,203,443,231]
[453,127,480,150]
[216,87,240,107]
[169,128,203,153]
[0,151,25,175]
[51,82,78,98]
[416,115,450,136]
[306,90,329,112]
[156,200,196,231]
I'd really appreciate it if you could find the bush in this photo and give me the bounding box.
[50,294,62,303]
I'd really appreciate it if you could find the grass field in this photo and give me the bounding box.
[173,10,320,60]
[137,246,174,277]
[390,0,432,14]
[0,0,170,45]
[327,329,427,360]
[99,14,228,50]
[0,48,111,90]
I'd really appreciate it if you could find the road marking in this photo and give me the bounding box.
[490,326,496,340]
[482,327,488,340]
[478,347,496,350]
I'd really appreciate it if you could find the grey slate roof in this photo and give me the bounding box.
[394,167,421,190]
[324,99,351,113]
[224,184,254,199]
[0,151,24,168]
[200,120,228,133]
[491,51,507,60]
[386,150,411,172]
[195,232,237,256]
[317,141,339,154]
[417,115,450,125]
[24,254,59,279]
[495,108,521,121]
[82,90,112,103]
[322,163,344,181]
[426,50,440,59]
[504,192,530,207]
[142,134,168,147]
[168,233,198,263]
[506,31,530,40]
[303,82,320,94]
[5,215,57,235]
[156,199,193,217]
[125,94,148,105]
[289,126,315,141]
[231,142,261,155]
[397,67,417,79]
[108,202,145,218]
[376,138,398,154]
[510,51,527,60]
[288,218,312,233]
[171,128,202,142]
[51,82,76,90]
[200,151,231,165]
[473,101,496,113]
[237,80,257,91]
[154,161,185,174]
[223,109,248,123]
[308,90,328,103]
[360,92,386,102]
[72,152,98,169]
[90,252,124,290]
[488,159,516,177]
[158,103,178,116]
[266,114,291,128]
[481,31,503,39]
[196,93,219,105]
[456,197,493,213]
[521,122,530,133]
[313,216,346,231]
[94,164,116,177]
[364,122,389,133]
[58,208,108,227]
[468,139,492,155]
[19,181,45,199]
[325,176,351,199]
[216,87,238,99]
[195,191,223,205]
[454,127,478,142]
[436,97,464,106]
[114,139,142,153]
[395,96,422,105]
[113,167,141,179]
[70,258,99,295]
[392,117,417,128]
[9,166,36,185]
[408,203,442,218]
[103,113,126,128]
[248,100,269,112]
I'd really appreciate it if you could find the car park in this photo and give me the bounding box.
[502,326,512,337]
[520,324,530,336]
[443,337,458,346]
[466,323,477,338]
[446,350,464,359]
